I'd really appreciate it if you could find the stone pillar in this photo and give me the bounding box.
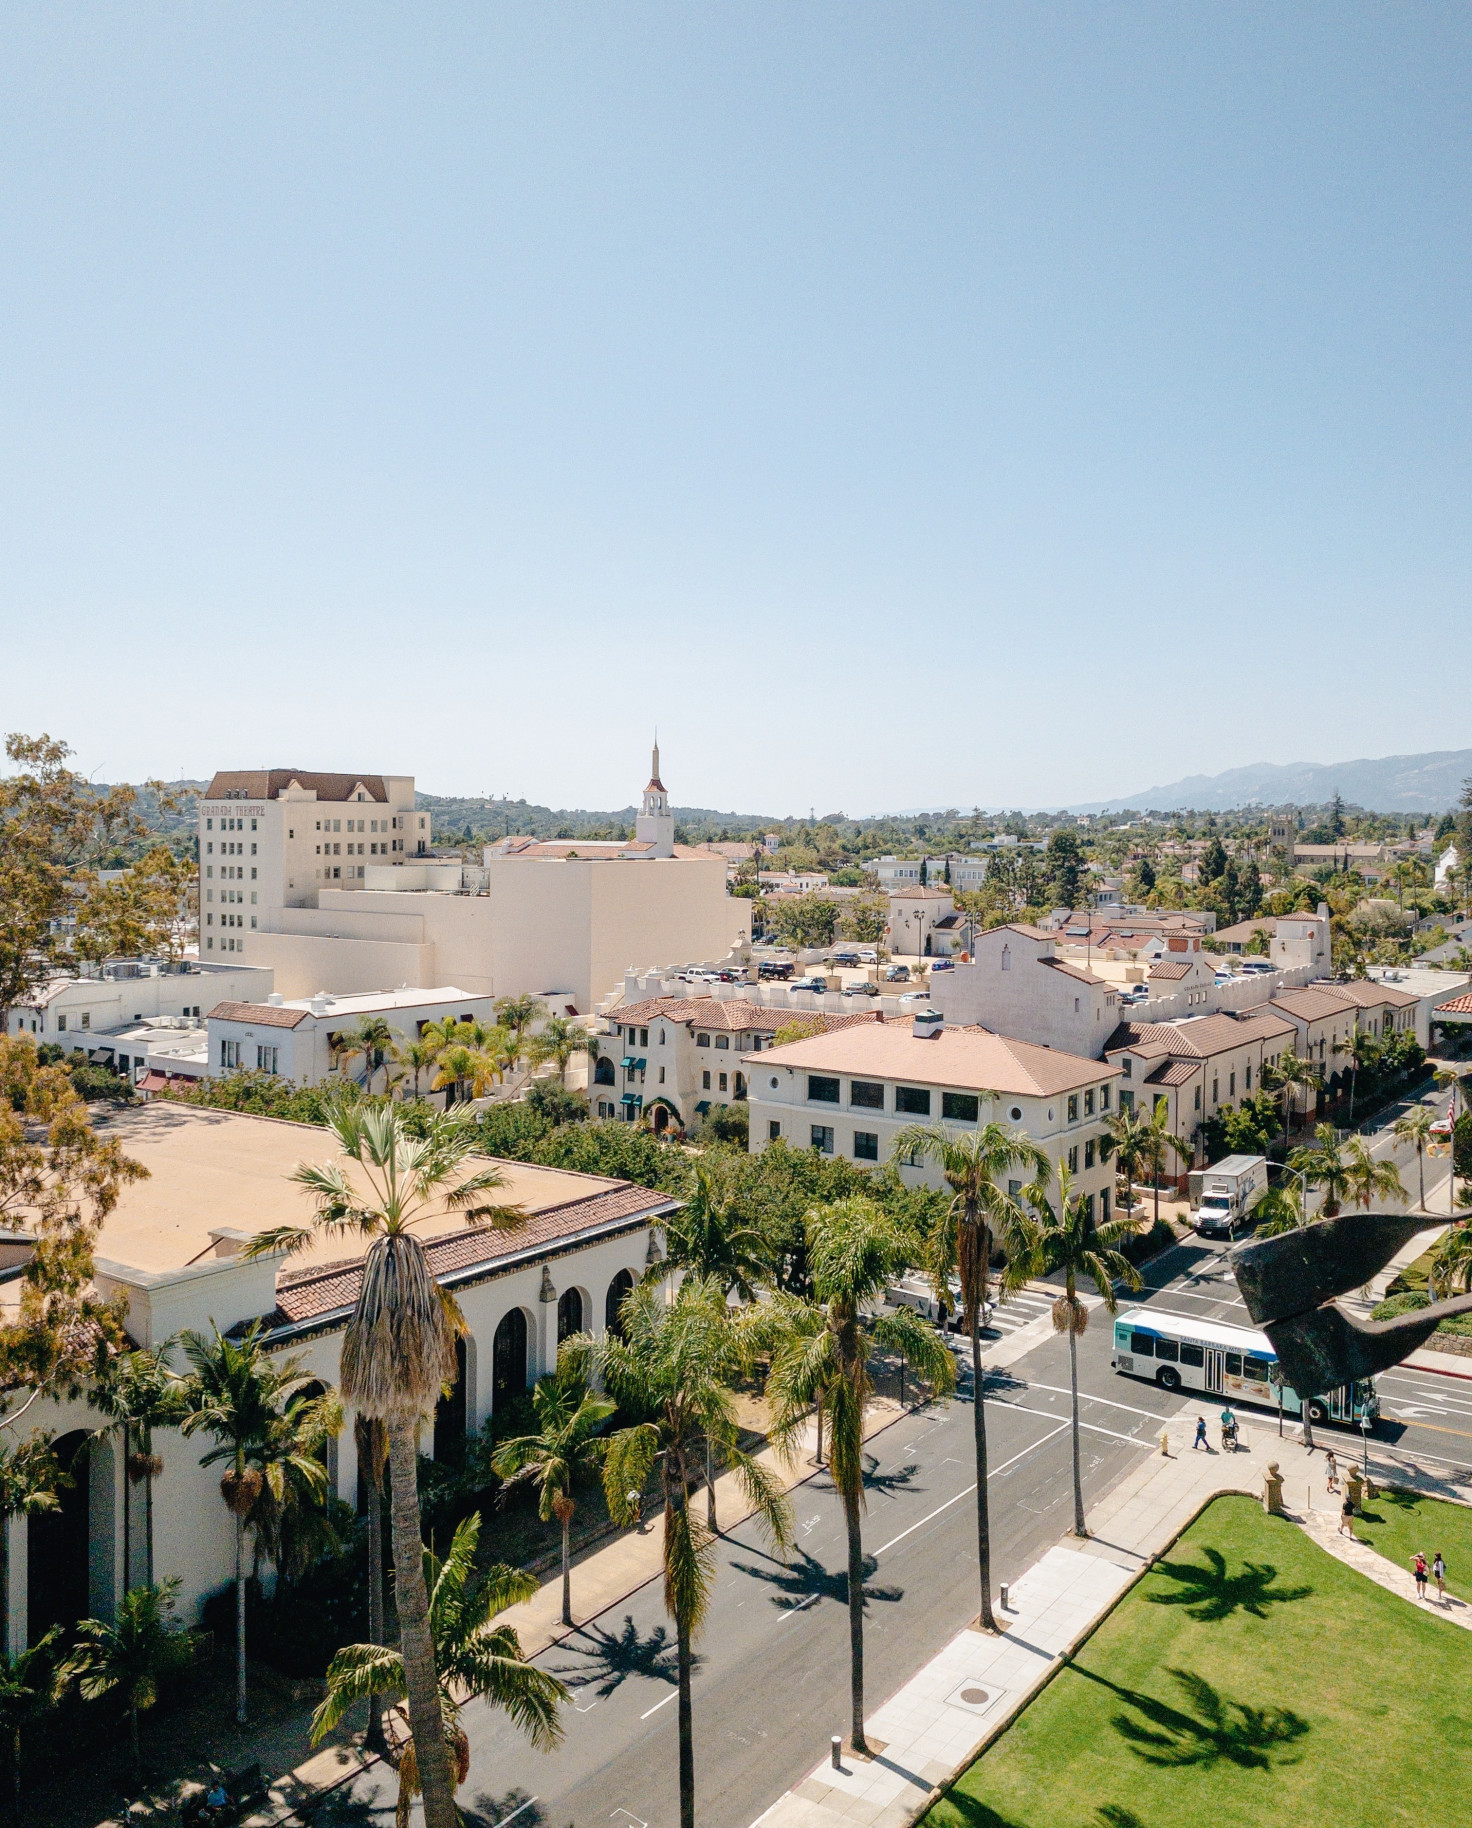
[537,1266,558,1379]
[1263,1462,1285,1515]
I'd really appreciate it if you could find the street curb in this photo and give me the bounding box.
[1403,1355,1472,1383]
[901,1487,1260,1828]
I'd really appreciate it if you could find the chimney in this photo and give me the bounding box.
[912,1008,944,1041]
[266,993,285,1006]
[310,993,331,1016]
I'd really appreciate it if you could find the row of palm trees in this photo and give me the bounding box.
[326,997,599,1106]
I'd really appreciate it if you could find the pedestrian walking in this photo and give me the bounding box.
[1193,1416,1208,1451]
[1433,1551,1447,1603]
[1339,1493,1356,1538]
[1324,1449,1339,1492]
[1413,1552,1429,1600]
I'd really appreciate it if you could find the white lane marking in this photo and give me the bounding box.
[639,1691,678,1720]
[773,1591,821,1626]
[989,1399,1157,1447]
[495,1800,539,1828]
[1008,1379,1178,1423]
[871,1423,1070,1557]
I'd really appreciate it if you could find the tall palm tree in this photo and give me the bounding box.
[1253,1183,1308,1236]
[493,1369,616,1625]
[338,1017,402,1093]
[178,1324,335,1725]
[398,1039,441,1101]
[496,994,543,1047]
[1265,1050,1323,1149]
[61,1580,194,1782]
[1139,1100,1192,1223]
[1392,1106,1435,1211]
[92,1344,185,1591]
[1025,1167,1140,1537]
[1333,1028,1380,1122]
[0,1627,61,1819]
[648,1157,773,1527]
[1289,1124,1355,1220]
[355,1413,390,1753]
[526,1014,599,1087]
[246,1103,526,1828]
[588,1278,792,1828]
[1343,1134,1406,1210]
[1102,1106,1150,1212]
[759,1201,954,1754]
[889,1120,1048,1631]
[310,1512,566,1828]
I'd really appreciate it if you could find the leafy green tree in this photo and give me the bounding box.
[431,1044,496,1107]
[495,994,543,1045]
[398,1038,440,1100]
[652,1157,772,1303]
[1201,836,1227,882]
[591,1280,792,1828]
[839,896,889,945]
[770,893,841,951]
[1102,1107,1150,1211]
[1026,1167,1141,1536]
[889,1122,1047,1631]
[61,1581,194,1781]
[0,1627,62,1817]
[1254,1184,1308,1236]
[1044,830,1083,909]
[759,1201,954,1752]
[178,1325,336,1725]
[493,1370,616,1625]
[248,1104,523,1828]
[310,1512,566,1828]
[1139,1099,1192,1226]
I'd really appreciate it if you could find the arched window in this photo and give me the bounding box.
[434,1337,469,1458]
[605,1268,635,1340]
[492,1309,528,1410]
[1001,945,1011,971]
[557,1287,584,1342]
[594,1056,616,1086]
[28,1430,91,1644]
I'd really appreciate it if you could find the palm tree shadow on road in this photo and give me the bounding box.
[547,1613,687,1698]
[728,1542,903,1610]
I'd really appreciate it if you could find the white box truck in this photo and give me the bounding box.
[1188,1154,1269,1238]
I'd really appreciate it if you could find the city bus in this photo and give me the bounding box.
[1112,1309,1379,1429]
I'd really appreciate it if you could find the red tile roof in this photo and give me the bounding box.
[1040,958,1106,986]
[206,1001,309,1028]
[204,771,389,803]
[1105,1009,1296,1061]
[1435,992,1472,1016]
[1148,960,1195,981]
[271,1181,677,1328]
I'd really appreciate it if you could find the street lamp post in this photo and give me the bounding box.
[1359,1410,1372,1482]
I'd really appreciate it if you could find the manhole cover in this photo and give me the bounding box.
[945,1679,1006,1716]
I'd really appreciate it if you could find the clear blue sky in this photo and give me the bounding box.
[1,5,1468,814]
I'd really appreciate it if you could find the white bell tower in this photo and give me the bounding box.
[634,737,675,857]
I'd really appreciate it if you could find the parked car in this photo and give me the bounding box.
[929,958,955,971]
[789,976,828,993]
[758,961,794,980]
[1240,959,1274,974]
[842,981,879,997]
[898,991,933,1005]
[832,950,863,968]
[884,965,911,982]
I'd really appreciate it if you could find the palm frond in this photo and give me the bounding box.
[311,1642,406,1742]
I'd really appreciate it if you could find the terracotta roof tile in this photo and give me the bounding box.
[1039,958,1107,986]
[204,770,389,804]
[1435,992,1472,1016]
[1330,979,1418,1009]
[271,1182,677,1327]
[206,1001,309,1028]
[754,1021,1117,1099]
[1269,986,1358,1022]
[1148,961,1195,981]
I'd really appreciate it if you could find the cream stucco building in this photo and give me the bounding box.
[8,1103,675,1652]
[198,749,751,1011]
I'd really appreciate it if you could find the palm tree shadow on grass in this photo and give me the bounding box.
[1146,1547,1313,1622]
[1075,1663,1310,1771]
[547,1612,687,1698]
[728,1542,903,1610]
[938,1798,1148,1828]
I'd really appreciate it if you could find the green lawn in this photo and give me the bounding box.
[1352,1486,1472,1603]
[923,1495,1472,1828]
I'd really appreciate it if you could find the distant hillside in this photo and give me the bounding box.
[415,794,780,844]
[1081,749,1472,815]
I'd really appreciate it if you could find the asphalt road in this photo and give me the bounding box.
[310,1088,1468,1828]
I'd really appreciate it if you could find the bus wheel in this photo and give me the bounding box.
[1307,1400,1328,1425]
[1157,1366,1181,1393]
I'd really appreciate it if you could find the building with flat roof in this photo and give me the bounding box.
[205,986,499,1086]
[5,1103,676,1652]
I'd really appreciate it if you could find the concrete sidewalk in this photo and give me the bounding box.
[748,1413,1472,1828]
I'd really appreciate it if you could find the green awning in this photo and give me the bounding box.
[694,1100,711,1114]
[620,1093,642,1106]
[621,1055,636,1067]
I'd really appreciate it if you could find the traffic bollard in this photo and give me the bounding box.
[831,1736,843,1769]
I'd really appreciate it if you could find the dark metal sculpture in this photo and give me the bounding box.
[1229,1212,1472,1398]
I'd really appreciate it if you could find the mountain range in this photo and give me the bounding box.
[1075,748,1472,815]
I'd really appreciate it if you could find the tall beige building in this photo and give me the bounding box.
[204,749,750,1009]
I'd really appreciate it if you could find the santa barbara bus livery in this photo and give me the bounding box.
[1112,1309,1379,1429]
